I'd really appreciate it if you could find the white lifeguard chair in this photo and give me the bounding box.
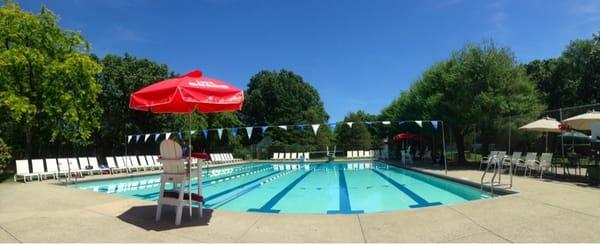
[155,139,203,225]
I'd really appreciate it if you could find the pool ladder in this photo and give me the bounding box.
[480,155,512,197]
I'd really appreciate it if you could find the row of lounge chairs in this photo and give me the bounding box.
[14,155,162,182]
[480,151,554,178]
[346,150,376,159]
[208,153,242,164]
[271,152,310,161]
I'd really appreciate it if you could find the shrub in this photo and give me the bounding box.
[0,138,11,173]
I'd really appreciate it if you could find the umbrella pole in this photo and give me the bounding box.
[188,113,192,217]
[545,132,548,153]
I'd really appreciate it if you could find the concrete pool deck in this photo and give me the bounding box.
[0,165,599,242]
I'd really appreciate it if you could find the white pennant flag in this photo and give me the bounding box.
[144,134,151,142]
[127,135,132,143]
[165,132,172,139]
[217,128,224,140]
[311,124,320,135]
[415,120,422,127]
[278,125,287,131]
[191,130,196,135]
[245,127,253,139]
[382,121,391,125]
[346,122,354,128]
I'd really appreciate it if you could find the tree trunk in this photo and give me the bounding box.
[453,128,466,163]
[25,126,32,160]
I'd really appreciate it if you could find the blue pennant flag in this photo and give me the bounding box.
[366,121,374,126]
[135,134,141,143]
[431,121,439,129]
[202,129,208,139]
[399,121,406,126]
[177,132,183,139]
[154,133,161,142]
[296,124,304,132]
[231,128,238,137]
[262,126,269,133]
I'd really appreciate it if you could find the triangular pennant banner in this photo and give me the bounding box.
[127,135,133,143]
[366,121,374,126]
[202,129,208,139]
[415,121,422,127]
[165,132,172,139]
[296,124,304,132]
[346,122,353,128]
[245,127,253,139]
[382,121,391,125]
[177,132,183,139]
[399,121,406,126]
[217,128,224,140]
[191,130,196,135]
[278,125,287,131]
[311,124,320,135]
[144,134,151,142]
[135,134,141,143]
[231,128,238,137]
[154,133,161,142]
[431,121,439,129]
[262,126,269,133]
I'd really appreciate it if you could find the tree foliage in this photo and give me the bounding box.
[242,70,333,151]
[0,1,102,157]
[526,32,600,108]
[335,110,378,150]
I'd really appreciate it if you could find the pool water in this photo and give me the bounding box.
[70,161,488,214]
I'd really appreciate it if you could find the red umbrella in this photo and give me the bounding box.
[129,70,243,113]
[393,133,418,141]
[129,69,243,217]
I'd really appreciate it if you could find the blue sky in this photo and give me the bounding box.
[17,0,600,122]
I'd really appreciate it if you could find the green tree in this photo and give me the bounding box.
[527,32,600,108]
[335,110,377,150]
[382,41,545,163]
[0,1,102,158]
[242,70,333,152]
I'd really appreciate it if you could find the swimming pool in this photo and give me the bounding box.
[70,161,489,214]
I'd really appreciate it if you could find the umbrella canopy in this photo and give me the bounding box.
[558,131,590,142]
[129,70,244,113]
[563,110,600,130]
[393,133,418,141]
[519,117,561,133]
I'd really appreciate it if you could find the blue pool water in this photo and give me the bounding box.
[70,161,488,214]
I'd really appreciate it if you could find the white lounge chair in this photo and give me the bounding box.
[304,152,310,161]
[284,153,291,160]
[535,153,554,178]
[68,158,92,176]
[106,156,125,174]
[504,152,522,173]
[78,157,98,175]
[272,153,278,160]
[145,155,160,170]
[44,158,60,179]
[115,156,131,173]
[32,159,56,180]
[352,151,358,158]
[291,152,297,160]
[128,156,145,171]
[346,151,352,159]
[14,160,40,182]
[138,156,153,171]
[358,150,365,158]
[88,157,110,174]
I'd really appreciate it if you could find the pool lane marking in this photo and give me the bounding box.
[203,171,281,204]
[207,170,296,209]
[248,169,314,213]
[371,169,442,208]
[328,166,364,214]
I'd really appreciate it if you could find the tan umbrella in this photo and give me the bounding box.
[519,117,561,152]
[563,110,600,131]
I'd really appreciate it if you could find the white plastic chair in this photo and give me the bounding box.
[44,159,60,179]
[32,159,55,180]
[14,160,40,182]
